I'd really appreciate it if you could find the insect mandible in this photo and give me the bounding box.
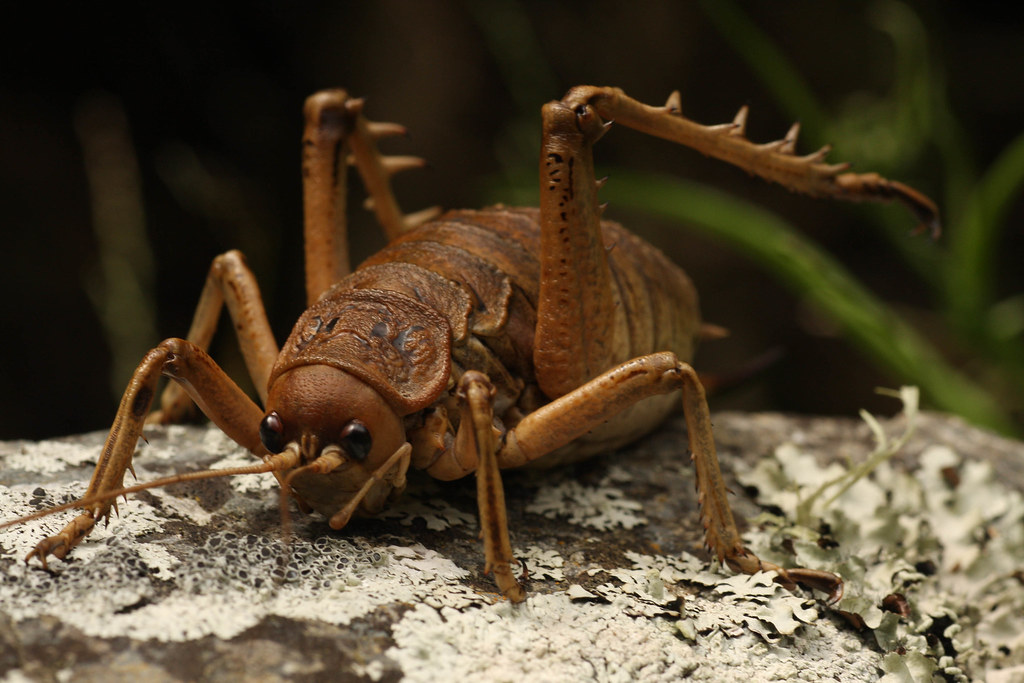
[3,86,938,603]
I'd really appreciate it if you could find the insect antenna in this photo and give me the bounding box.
[0,451,300,532]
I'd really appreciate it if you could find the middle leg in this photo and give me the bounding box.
[502,352,843,600]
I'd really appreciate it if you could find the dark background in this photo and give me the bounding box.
[2,1,1022,440]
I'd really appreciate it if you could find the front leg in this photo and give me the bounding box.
[150,250,278,424]
[27,339,266,567]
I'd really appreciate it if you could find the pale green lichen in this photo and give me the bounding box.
[736,387,1024,681]
[795,386,920,527]
[578,550,822,641]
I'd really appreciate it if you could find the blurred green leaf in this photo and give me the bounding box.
[475,0,1022,435]
[947,131,1024,332]
[698,0,828,139]
[697,0,1023,432]
[600,170,1016,435]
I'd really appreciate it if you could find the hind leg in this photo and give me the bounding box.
[301,90,440,305]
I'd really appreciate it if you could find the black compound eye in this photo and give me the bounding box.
[259,411,286,453]
[339,420,372,462]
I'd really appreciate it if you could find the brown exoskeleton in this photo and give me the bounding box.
[3,86,937,603]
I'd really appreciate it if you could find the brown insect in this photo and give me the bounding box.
[3,86,937,603]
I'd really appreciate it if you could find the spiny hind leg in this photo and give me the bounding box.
[533,83,938,398]
[533,93,626,399]
[561,85,939,233]
[302,90,440,305]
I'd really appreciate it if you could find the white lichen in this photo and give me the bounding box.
[736,388,1024,680]
[2,402,1022,680]
[526,474,647,530]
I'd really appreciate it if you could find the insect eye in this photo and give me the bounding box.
[259,411,286,453]
[339,420,372,462]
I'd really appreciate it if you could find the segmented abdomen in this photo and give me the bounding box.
[347,206,700,430]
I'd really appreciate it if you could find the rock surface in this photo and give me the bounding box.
[1,408,1022,682]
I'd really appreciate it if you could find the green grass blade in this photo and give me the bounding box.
[698,0,828,140]
[947,130,1024,333]
[602,170,1015,435]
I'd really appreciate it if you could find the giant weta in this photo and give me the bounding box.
[5,86,937,602]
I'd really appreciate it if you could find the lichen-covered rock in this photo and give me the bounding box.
[1,405,1022,681]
